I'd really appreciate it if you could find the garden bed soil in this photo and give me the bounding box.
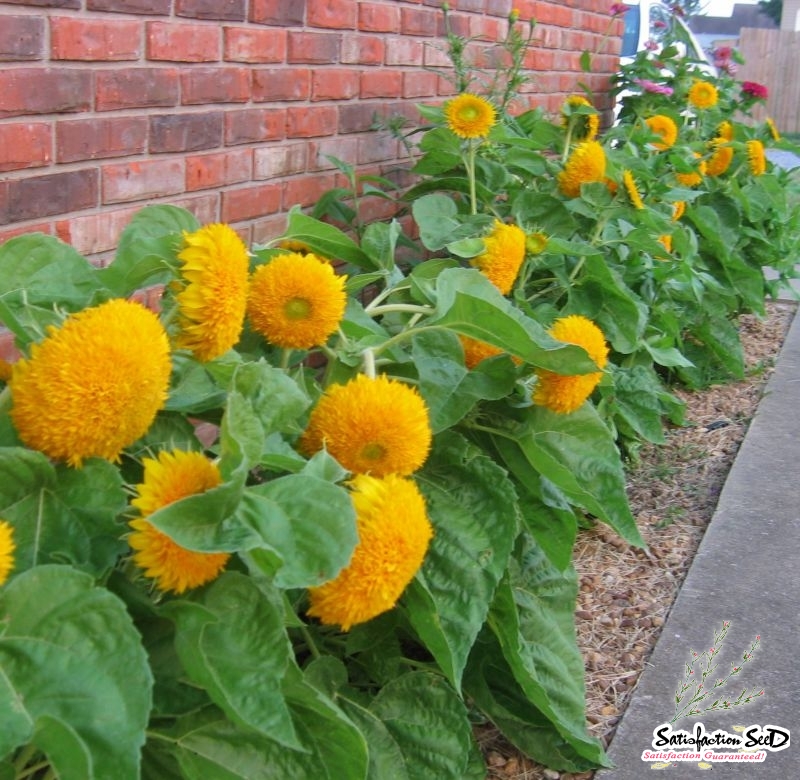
[479,300,798,780]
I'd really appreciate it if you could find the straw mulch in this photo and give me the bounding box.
[480,300,797,780]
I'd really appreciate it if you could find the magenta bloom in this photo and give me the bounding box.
[713,45,733,60]
[633,78,674,96]
[610,3,629,16]
[645,39,659,51]
[742,81,768,99]
[654,19,667,29]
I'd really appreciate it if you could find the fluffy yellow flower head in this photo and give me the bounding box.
[175,223,250,362]
[716,120,734,141]
[688,79,719,110]
[248,252,347,350]
[706,139,734,177]
[765,117,780,142]
[299,373,432,477]
[672,201,686,221]
[470,220,527,295]
[747,139,767,176]
[675,153,707,188]
[129,450,230,594]
[10,299,171,467]
[645,115,679,150]
[622,170,645,210]
[558,141,607,198]
[307,473,433,631]
[0,521,15,586]
[533,315,608,414]
[561,95,600,141]
[444,93,497,139]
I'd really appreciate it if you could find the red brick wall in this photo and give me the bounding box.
[0,0,623,262]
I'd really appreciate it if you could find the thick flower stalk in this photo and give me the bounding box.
[306,473,433,631]
[558,140,606,198]
[175,223,250,362]
[9,299,171,467]
[299,373,432,477]
[0,520,15,586]
[129,449,231,594]
[533,315,609,414]
[248,251,347,350]
[470,220,527,295]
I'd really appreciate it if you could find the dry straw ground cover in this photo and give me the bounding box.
[481,300,797,780]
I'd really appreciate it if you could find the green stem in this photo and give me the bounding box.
[366,303,434,318]
[371,324,443,358]
[280,349,293,370]
[298,624,321,660]
[0,385,11,417]
[16,760,51,780]
[13,745,38,776]
[362,348,376,379]
[465,140,478,215]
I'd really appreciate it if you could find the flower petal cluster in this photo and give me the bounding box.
[634,78,674,96]
[470,220,527,295]
[175,223,250,362]
[558,141,607,198]
[0,520,15,586]
[248,251,347,350]
[299,373,432,477]
[645,115,679,150]
[561,95,599,141]
[741,81,768,100]
[747,139,767,176]
[533,315,609,414]
[622,170,645,209]
[129,450,230,594]
[675,153,707,188]
[672,201,686,221]
[765,117,780,141]
[10,299,171,467]
[688,79,719,109]
[444,93,497,139]
[306,473,433,631]
[706,139,734,177]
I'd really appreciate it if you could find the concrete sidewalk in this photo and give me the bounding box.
[595,300,800,778]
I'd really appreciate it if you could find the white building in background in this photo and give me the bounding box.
[782,0,800,30]
[689,2,777,49]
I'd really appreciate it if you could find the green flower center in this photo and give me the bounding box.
[361,442,386,462]
[284,298,311,320]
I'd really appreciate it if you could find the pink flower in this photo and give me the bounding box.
[714,46,733,60]
[610,3,630,16]
[644,39,659,51]
[633,78,674,96]
[742,81,768,99]
[654,19,667,29]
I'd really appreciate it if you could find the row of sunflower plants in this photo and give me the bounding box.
[1,7,799,780]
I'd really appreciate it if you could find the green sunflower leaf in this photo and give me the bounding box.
[0,565,152,779]
[406,432,518,689]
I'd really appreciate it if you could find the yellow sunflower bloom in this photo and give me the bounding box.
[129,449,230,594]
[622,170,645,209]
[717,120,734,141]
[247,252,347,350]
[299,373,432,477]
[533,315,608,414]
[307,473,433,631]
[175,223,250,362]
[747,139,767,176]
[0,520,15,586]
[688,80,718,109]
[470,220,527,295]
[645,115,679,150]
[561,94,600,141]
[444,93,496,139]
[675,153,707,187]
[658,234,673,255]
[706,139,734,177]
[558,140,607,198]
[10,299,171,467]
[460,335,504,369]
[765,117,781,142]
[672,201,686,221]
